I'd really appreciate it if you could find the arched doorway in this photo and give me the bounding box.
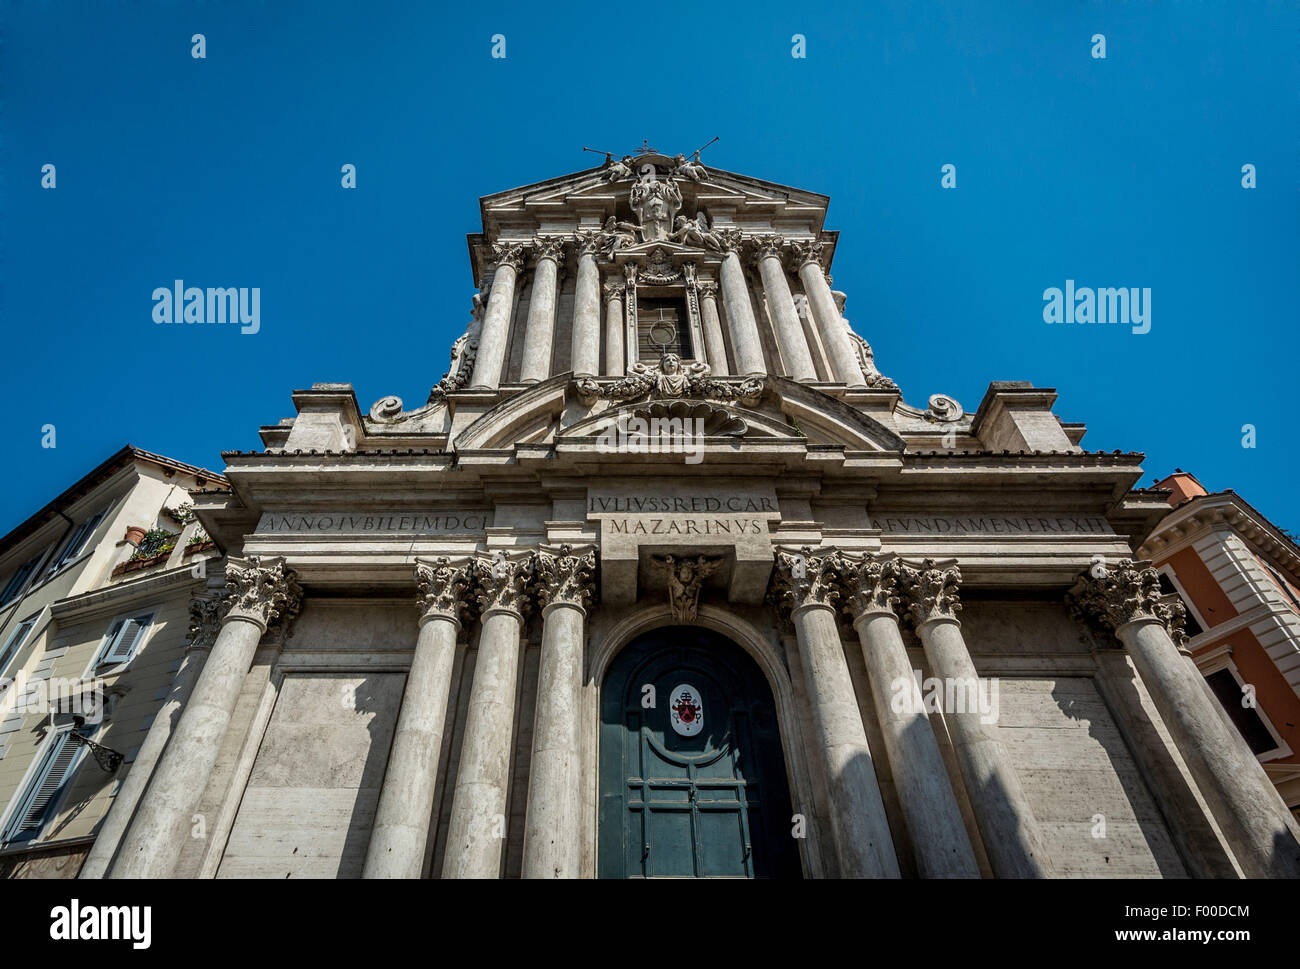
[598,626,802,878]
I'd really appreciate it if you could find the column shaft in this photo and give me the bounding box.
[522,603,585,878]
[854,612,979,877]
[441,609,523,878]
[363,615,460,878]
[520,249,561,383]
[792,604,900,878]
[799,260,865,387]
[571,250,601,378]
[918,617,1055,877]
[604,285,625,376]
[1120,618,1300,877]
[756,248,817,380]
[697,285,729,376]
[470,259,520,390]
[719,249,766,376]
[80,642,210,879]
[110,616,265,877]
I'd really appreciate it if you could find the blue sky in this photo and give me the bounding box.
[3,0,1296,535]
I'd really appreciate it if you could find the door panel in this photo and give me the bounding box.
[599,627,801,878]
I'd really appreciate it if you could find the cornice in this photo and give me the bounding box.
[1138,491,1300,582]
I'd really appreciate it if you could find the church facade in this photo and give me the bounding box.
[102,151,1300,878]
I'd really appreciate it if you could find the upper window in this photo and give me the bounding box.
[637,298,694,361]
[0,555,43,606]
[1157,571,1204,638]
[0,616,37,678]
[44,508,108,577]
[91,613,154,670]
[1204,668,1283,757]
[1,725,87,844]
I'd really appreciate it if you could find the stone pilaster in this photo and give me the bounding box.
[790,240,865,387]
[520,237,567,383]
[715,229,765,377]
[769,547,900,878]
[111,557,301,878]
[469,242,526,390]
[523,545,596,878]
[363,557,473,878]
[840,553,979,878]
[1069,560,1300,877]
[442,551,534,878]
[752,235,816,381]
[900,559,1055,877]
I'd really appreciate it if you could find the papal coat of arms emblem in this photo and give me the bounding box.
[669,683,703,737]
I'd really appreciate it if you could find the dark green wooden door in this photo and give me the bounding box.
[599,627,801,878]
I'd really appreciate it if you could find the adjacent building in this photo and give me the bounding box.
[0,446,225,877]
[1139,470,1300,818]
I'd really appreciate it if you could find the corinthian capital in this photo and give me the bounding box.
[534,545,597,614]
[714,227,744,254]
[602,280,625,301]
[768,546,844,616]
[841,553,904,622]
[475,550,535,618]
[187,594,224,650]
[1067,560,1186,647]
[788,239,826,271]
[751,234,786,261]
[695,280,719,299]
[415,557,473,626]
[222,556,302,632]
[574,230,603,257]
[901,558,962,626]
[532,236,567,265]
[492,242,527,272]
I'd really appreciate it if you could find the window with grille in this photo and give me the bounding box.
[636,297,694,361]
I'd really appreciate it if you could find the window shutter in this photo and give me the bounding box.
[102,616,149,665]
[1,557,38,605]
[5,731,81,842]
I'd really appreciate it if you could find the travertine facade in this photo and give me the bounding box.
[101,152,1300,878]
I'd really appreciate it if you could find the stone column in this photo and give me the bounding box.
[469,243,526,390]
[603,282,625,376]
[80,594,218,879]
[571,233,602,378]
[752,236,817,381]
[715,229,766,377]
[902,559,1055,877]
[695,281,729,376]
[841,554,980,878]
[522,546,596,878]
[1070,560,1300,878]
[770,548,900,878]
[791,240,866,387]
[363,558,472,878]
[520,238,566,383]
[110,557,301,879]
[442,551,533,879]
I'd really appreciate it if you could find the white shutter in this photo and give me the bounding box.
[102,615,149,665]
[5,731,81,841]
